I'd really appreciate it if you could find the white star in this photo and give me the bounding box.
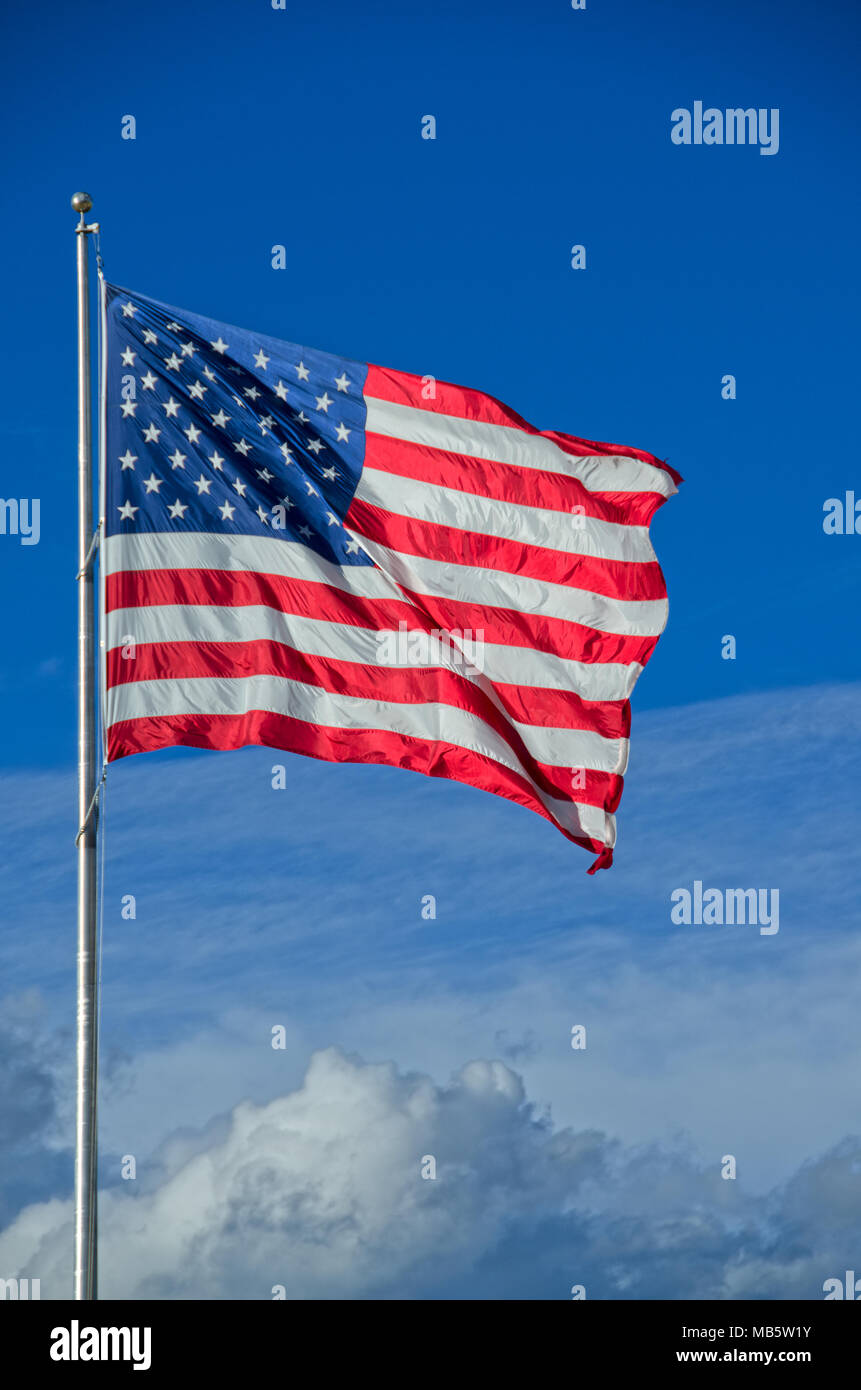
[315,392,333,413]
[180,340,196,357]
[193,474,212,495]
[121,347,136,366]
[243,386,261,401]
[184,423,202,445]
[295,361,310,381]
[163,396,180,418]
[189,381,207,400]
[335,423,351,443]
[334,372,350,393]
[164,353,182,371]
[232,394,246,409]
[166,320,182,331]
[119,449,137,470]
[299,525,313,539]
[208,450,225,470]
[219,500,235,521]
[274,380,289,401]
[234,438,252,456]
[304,479,319,496]
[142,329,158,345]
[256,468,274,482]
[143,473,162,493]
[168,499,188,519]
[258,415,274,434]
[345,537,361,554]
[117,500,138,519]
[140,371,157,391]
[254,349,270,370]
[169,450,187,470]
[202,365,217,381]
[143,423,161,443]
[322,466,338,481]
[232,478,247,497]
[325,511,340,526]
[210,337,229,354]
[279,443,294,464]
[297,411,309,424]
[121,301,136,318]
[120,400,137,418]
[256,505,270,524]
[279,494,295,509]
[211,409,230,429]
[307,438,324,455]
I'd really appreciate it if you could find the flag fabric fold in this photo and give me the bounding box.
[101,282,681,868]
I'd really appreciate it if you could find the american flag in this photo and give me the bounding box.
[101,282,681,871]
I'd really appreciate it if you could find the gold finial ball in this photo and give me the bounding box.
[71,191,93,214]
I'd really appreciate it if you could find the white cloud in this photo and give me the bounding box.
[2,682,861,1297]
[1,1047,858,1300]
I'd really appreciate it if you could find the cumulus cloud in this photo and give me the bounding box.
[1,1047,858,1300]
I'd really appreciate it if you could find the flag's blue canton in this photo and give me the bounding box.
[104,284,373,566]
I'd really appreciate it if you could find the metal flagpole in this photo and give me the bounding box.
[73,190,100,1301]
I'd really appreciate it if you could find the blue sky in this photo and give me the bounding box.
[1,0,860,1298]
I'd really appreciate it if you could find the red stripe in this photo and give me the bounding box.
[365,363,682,484]
[390,585,656,669]
[364,432,665,528]
[493,681,630,743]
[106,710,608,855]
[346,496,667,603]
[107,566,413,630]
[106,639,624,807]
[107,637,629,740]
[106,567,656,667]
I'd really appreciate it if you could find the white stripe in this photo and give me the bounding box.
[106,602,640,702]
[365,396,676,498]
[353,536,668,638]
[355,465,657,564]
[106,673,616,843]
[103,530,400,599]
[103,530,667,638]
[106,607,627,771]
[481,646,642,702]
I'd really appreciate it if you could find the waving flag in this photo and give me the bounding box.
[101,282,681,870]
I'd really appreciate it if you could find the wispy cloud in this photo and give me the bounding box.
[1,682,859,1296]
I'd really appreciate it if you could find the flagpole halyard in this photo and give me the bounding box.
[72,190,100,1301]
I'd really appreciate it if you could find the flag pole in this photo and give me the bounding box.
[72,190,100,1301]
